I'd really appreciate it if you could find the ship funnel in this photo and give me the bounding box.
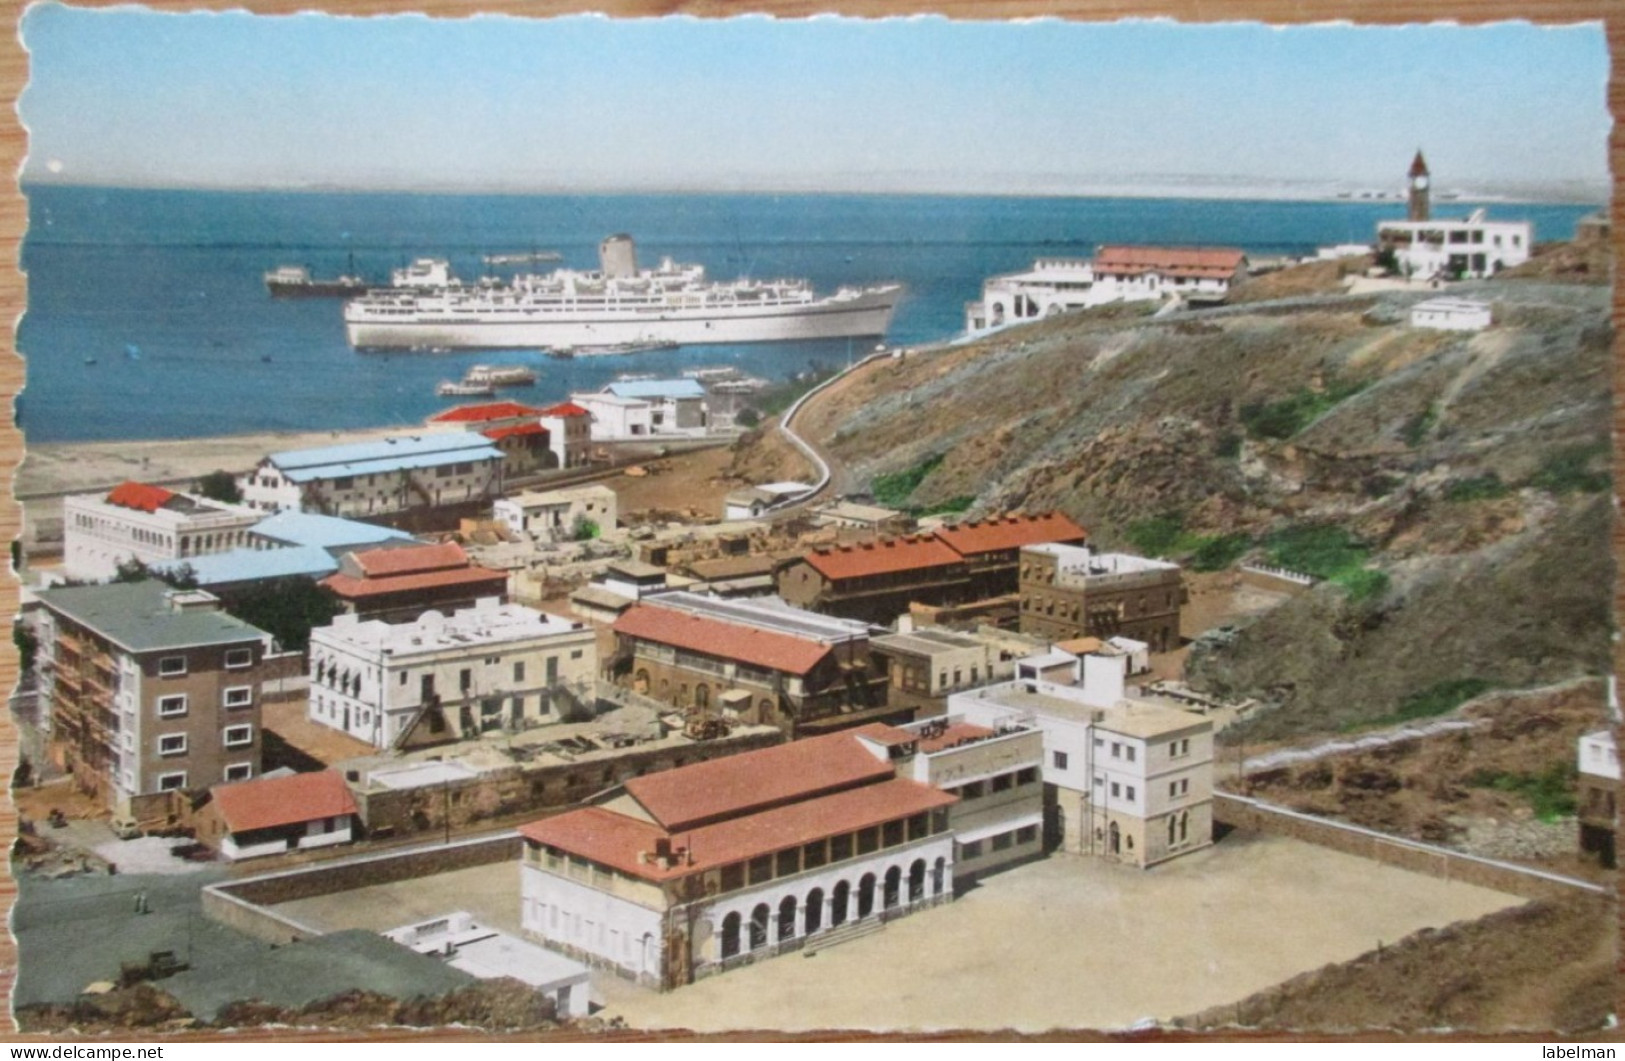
[599,234,637,279]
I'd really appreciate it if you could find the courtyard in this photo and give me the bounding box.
[267,829,1523,1033]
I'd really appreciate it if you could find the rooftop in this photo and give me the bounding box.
[105,481,176,513]
[482,423,550,442]
[266,434,502,484]
[872,628,988,658]
[316,598,588,656]
[153,545,342,587]
[36,580,271,654]
[625,728,898,831]
[614,602,833,677]
[643,592,872,643]
[803,535,964,581]
[603,379,707,400]
[504,483,618,508]
[960,680,1207,738]
[539,401,591,418]
[1092,245,1247,278]
[935,512,1087,557]
[251,511,417,551]
[209,770,358,833]
[1027,543,1180,578]
[429,402,544,423]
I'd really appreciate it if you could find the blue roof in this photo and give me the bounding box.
[268,434,503,483]
[604,379,706,400]
[251,511,416,550]
[152,546,340,587]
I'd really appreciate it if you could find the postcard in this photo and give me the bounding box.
[4,4,1616,1040]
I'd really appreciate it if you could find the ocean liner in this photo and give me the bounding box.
[343,234,902,351]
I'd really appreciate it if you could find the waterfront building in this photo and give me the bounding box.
[493,484,619,543]
[63,482,262,582]
[571,379,710,441]
[952,671,1213,868]
[1376,151,1530,280]
[429,402,553,477]
[610,591,898,735]
[239,434,504,521]
[538,402,595,470]
[320,540,509,623]
[517,727,959,989]
[1018,544,1185,652]
[198,769,360,861]
[965,246,1247,334]
[35,580,278,824]
[307,597,598,750]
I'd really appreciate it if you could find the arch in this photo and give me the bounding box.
[758,698,774,721]
[720,911,741,959]
[932,857,946,896]
[908,859,927,902]
[857,873,876,919]
[831,880,850,926]
[695,684,710,710]
[882,866,901,909]
[1179,810,1189,843]
[804,887,824,935]
[633,669,650,695]
[1109,821,1121,855]
[777,895,797,942]
[749,903,770,950]
[1167,815,1178,846]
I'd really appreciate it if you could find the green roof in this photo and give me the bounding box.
[36,580,271,654]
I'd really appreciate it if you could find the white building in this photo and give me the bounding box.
[537,402,594,470]
[951,672,1213,868]
[518,728,958,990]
[570,380,709,441]
[201,769,359,861]
[1409,296,1493,332]
[239,433,504,518]
[1377,209,1532,281]
[965,246,1247,335]
[307,597,598,749]
[722,482,809,520]
[384,911,592,1019]
[493,484,619,543]
[63,482,263,581]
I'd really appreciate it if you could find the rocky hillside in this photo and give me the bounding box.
[732,253,1613,740]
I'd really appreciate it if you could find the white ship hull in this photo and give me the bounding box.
[346,286,902,351]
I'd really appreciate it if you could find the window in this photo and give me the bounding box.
[882,819,904,847]
[158,656,187,677]
[776,848,800,877]
[570,649,584,660]
[1110,781,1121,798]
[158,771,188,791]
[719,863,745,893]
[857,826,880,854]
[1126,746,1137,763]
[961,780,985,800]
[961,840,983,859]
[1017,767,1038,785]
[992,832,1013,852]
[224,763,253,782]
[224,647,253,669]
[1126,785,1136,801]
[1111,742,1122,759]
[802,839,828,869]
[1016,825,1039,845]
[748,855,773,884]
[222,686,252,709]
[158,734,187,757]
[223,725,253,748]
[157,694,187,718]
[829,833,853,863]
[1053,751,1069,770]
[992,773,1013,792]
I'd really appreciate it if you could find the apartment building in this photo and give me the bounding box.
[428,401,552,476]
[934,512,1089,600]
[320,541,509,623]
[952,670,1213,868]
[610,592,896,736]
[775,536,971,626]
[1019,543,1185,652]
[1577,729,1618,868]
[35,580,277,824]
[239,433,504,520]
[63,481,262,581]
[871,627,1014,718]
[307,597,598,750]
[538,402,594,470]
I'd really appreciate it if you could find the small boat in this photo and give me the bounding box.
[83,357,98,365]
[570,340,681,358]
[463,364,537,387]
[436,379,496,397]
[265,257,369,298]
[483,250,563,266]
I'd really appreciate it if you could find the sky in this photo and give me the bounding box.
[15,6,1613,199]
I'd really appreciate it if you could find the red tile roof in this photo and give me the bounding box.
[539,402,591,418]
[624,730,896,831]
[352,541,469,577]
[482,423,550,442]
[801,535,964,582]
[614,604,833,678]
[1093,245,1247,280]
[210,770,358,833]
[519,778,955,882]
[429,402,544,423]
[322,565,508,601]
[934,512,1087,557]
[105,481,176,513]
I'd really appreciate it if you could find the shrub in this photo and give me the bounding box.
[1240,380,1368,441]
[1395,678,1496,722]
[872,454,946,508]
[1529,444,1611,495]
[1190,533,1251,572]
[1444,474,1511,503]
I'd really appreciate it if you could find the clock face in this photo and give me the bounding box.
[1414,176,1430,190]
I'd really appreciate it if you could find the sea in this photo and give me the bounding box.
[16,184,1599,444]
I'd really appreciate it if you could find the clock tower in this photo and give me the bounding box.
[1407,150,1431,222]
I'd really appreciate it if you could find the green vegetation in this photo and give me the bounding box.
[1397,678,1497,722]
[872,453,946,508]
[734,408,761,429]
[1468,762,1578,821]
[1239,379,1368,441]
[1263,523,1388,601]
[756,362,839,418]
[223,577,344,653]
[571,516,600,542]
[1529,444,1611,495]
[1400,403,1438,447]
[1444,473,1512,503]
[1124,513,1253,572]
[196,469,244,504]
[1213,432,1243,459]
[913,495,976,518]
